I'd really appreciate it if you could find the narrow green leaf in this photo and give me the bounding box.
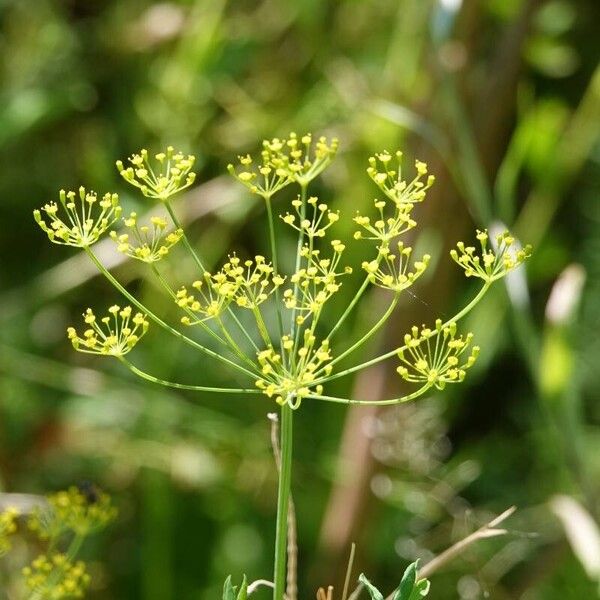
[236,575,248,600]
[222,575,236,600]
[358,574,384,600]
[411,579,430,598]
[393,561,418,600]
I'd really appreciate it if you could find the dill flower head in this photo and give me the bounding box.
[22,554,91,599]
[277,132,339,186]
[227,143,294,199]
[67,306,149,356]
[34,187,121,247]
[177,255,284,324]
[451,229,533,282]
[28,486,117,540]
[110,212,183,263]
[397,320,479,390]
[116,146,196,201]
[362,241,430,292]
[0,507,18,556]
[367,151,435,207]
[353,197,417,244]
[255,333,331,408]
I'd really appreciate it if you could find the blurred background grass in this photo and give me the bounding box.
[0,0,599,598]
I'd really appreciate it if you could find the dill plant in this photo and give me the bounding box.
[33,136,531,598]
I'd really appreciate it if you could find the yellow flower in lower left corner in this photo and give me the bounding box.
[67,306,149,356]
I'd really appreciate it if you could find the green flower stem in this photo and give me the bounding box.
[273,401,293,600]
[84,247,257,379]
[253,305,273,347]
[150,264,227,348]
[307,382,433,405]
[164,202,258,351]
[321,292,400,374]
[326,275,372,339]
[216,316,258,371]
[118,357,260,394]
[290,183,308,355]
[316,281,492,386]
[265,195,285,341]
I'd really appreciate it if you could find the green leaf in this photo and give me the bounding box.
[236,576,248,600]
[358,574,384,600]
[222,576,236,600]
[392,561,430,600]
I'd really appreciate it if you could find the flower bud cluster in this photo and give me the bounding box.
[117,146,196,201]
[281,195,340,238]
[67,306,149,356]
[450,230,532,282]
[0,507,18,556]
[353,197,416,243]
[110,212,183,263]
[22,554,90,599]
[227,132,339,197]
[28,486,118,540]
[284,242,352,325]
[397,321,479,390]
[367,151,434,206]
[255,333,332,408]
[362,242,430,292]
[34,187,121,248]
[178,256,285,323]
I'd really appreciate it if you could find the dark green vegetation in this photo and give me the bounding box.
[0,0,599,598]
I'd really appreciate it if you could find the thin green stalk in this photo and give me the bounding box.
[119,357,260,394]
[150,264,227,347]
[323,293,400,373]
[265,195,285,341]
[164,202,258,350]
[273,402,293,600]
[315,281,492,386]
[326,275,372,339]
[252,305,273,347]
[84,247,257,379]
[307,382,433,405]
[216,316,257,370]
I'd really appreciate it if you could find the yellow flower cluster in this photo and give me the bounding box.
[284,242,351,325]
[353,197,416,243]
[23,554,90,599]
[67,306,149,356]
[110,212,183,263]
[34,187,121,248]
[0,507,18,556]
[28,486,117,540]
[450,230,532,282]
[255,333,332,407]
[116,146,196,201]
[228,132,339,197]
[397,321,479,390]
[362,242,430,292]
[178,256,285,324]
[281,195,340,238]
[366,151,435,206]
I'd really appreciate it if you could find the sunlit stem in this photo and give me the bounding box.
[316,281,492,386]
[164,201,258,351]
[216,316,257,371]
[273,401,293,600]
[265,195,285,341]
[118,357,260,394]
[319,292,400,376]
[307,382,433,405]
[150,264,227,347]
[253,305,273,347]
[84,247,257,379]
[289,183,308,353]
[326,275,372,340]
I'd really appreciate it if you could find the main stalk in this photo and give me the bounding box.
[273,401,294,599]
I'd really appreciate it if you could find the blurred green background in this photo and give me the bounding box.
[0,0,599,598]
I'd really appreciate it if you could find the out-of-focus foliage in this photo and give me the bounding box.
[0,0,598,598]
